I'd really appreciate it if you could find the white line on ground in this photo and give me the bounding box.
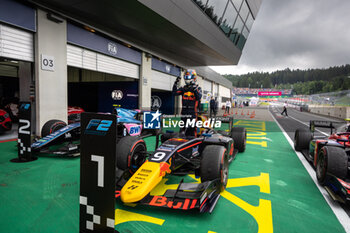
[268,106,350,233]
[274,106,329,136]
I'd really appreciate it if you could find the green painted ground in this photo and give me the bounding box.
[0,120,345,233]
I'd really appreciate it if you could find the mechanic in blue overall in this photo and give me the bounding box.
[173,69,202,137]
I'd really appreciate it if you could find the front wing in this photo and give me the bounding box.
[116,179,222,213]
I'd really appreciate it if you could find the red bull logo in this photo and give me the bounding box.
[159,158,172,177]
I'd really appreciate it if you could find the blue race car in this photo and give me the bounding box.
[31,107,153,156]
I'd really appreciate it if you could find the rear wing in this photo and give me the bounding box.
[309,120,344,134]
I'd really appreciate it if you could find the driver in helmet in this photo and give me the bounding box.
[173,69,202,136]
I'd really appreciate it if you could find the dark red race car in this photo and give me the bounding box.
[294,120,350,204]
[68,106,85,124]
[0,109,12,133]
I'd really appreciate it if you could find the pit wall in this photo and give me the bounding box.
[307,105,350,119]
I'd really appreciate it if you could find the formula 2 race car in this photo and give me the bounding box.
[0,109,12,133]
[31,107,151,156]
[115,119,246,213]
[294,120,350,204]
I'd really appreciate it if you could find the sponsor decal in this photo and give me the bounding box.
[149,196,197,210]
[163,118,221,128]
[158,146,174,152]
[128,126,141,136]
[112,90,123,100]
[151,96,162,111]
[85,119,113,136]
[108,42,118,55]
[165,65,171,73]
[192,146,199,156]
[143,110,161,129]
[258,91,282,96]
[159,158,172,177]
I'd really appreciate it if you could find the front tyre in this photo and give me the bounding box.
[116,136,147,172]
[200,145,228,191]
[41,119,67,137]
[230,127,247,152]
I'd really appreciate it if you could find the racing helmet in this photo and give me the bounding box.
[184,69,197,85]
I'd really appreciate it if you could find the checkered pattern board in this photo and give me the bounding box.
[80,195,114,230]
[18,138,31,155]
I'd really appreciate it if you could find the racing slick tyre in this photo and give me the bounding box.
[116,136,147,173]
[230,127,247,152]
[294,128,312,152]
[200,145,228,192]
[41,119,67,137]
[316,146,348,185]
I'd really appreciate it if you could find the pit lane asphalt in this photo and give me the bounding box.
[268,103,350,219]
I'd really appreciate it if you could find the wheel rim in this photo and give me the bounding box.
[221,157,228,187]
[316,151,326,180]
[130,143,146,172]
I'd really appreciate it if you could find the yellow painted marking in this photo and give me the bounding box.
[221,191,273,233]
[247,140,267,148]
[208,231,217,233]
[234,120,266,131]
[115,209,165,226]
[223,173,273,233]
[150,178,180,196]
[227,173,270,194]
[118,173,273,232]
[189,173,273,232]
[247,131,266,136]
[247,136,267,140]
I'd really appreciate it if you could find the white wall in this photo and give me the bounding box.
[35,9,67,134]
[139,52,151,110]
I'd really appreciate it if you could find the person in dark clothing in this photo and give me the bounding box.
[209,97,216,118]
[173,69,202,136]
[281,102,288,116]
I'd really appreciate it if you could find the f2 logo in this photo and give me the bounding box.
[86,119,112,132]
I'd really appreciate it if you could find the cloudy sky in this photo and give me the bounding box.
[211,0,350,75]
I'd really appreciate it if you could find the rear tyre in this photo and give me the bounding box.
[316,146,348,185]
[231,127,246,152]
[41,119,67,137]
[116,136,147,172]
[200,145,228,191]
[294,128,312,152]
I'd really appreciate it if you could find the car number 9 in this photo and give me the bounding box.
[151,152,166,161]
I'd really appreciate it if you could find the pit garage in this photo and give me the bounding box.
[219,84,232,107]
[150,58,179,114]
[66,23,141,113]
[0,2,35,139]
[200,77,212,104]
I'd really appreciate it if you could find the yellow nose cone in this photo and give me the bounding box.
[121,161,165,203]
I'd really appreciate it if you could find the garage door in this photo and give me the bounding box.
[67,44,139,79]
[219,85,231,98]
[202,79,212,93]
[151,70,177,91]
[0,24,33,62]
